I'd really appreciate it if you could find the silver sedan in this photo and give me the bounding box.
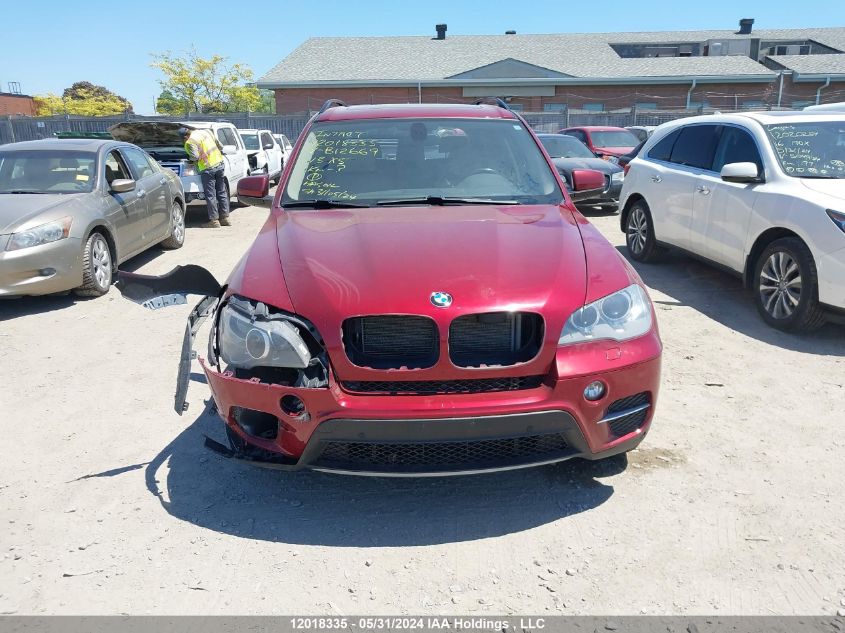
[0,138,186,298]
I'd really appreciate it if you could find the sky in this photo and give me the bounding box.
[3,0,845,115]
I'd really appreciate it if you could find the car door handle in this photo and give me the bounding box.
[651,175,662,183]
[696,185,710,195]
[137,189,146,198]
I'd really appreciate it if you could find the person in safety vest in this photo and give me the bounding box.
[179,127,231,228]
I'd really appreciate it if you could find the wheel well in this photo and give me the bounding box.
[174,195,185,210]
[620,194,645,232]
[743,227,802,288]
[85,225,117,269]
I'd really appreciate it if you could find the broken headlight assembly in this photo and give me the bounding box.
[218,296,312,369]
[558,284,652,345]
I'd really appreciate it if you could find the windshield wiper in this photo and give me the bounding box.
[377,196,518,206]
[281,199,367,209]
[0,190,50,194]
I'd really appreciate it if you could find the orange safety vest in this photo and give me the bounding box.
[185,129,224,172]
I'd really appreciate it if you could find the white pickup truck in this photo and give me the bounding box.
[239,129,284,184]
[108,121,250,205]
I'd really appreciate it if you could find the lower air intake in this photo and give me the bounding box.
[605,392,650,438]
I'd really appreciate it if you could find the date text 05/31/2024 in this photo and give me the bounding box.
[289,618,547,631]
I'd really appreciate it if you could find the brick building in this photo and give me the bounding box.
[0,92,36,116]
[258,20,845,115]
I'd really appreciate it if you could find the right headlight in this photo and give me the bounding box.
[218,297,311,369]
[6,217,73,251]
[559,284,652,345]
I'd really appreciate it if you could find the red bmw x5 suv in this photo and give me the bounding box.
[119,100,662,476]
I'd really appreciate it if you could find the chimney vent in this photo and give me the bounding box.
[505,30,516,35]
[738,18,754,35]
[435,24,447,40]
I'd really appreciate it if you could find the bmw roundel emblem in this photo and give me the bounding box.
[430,291,453,308]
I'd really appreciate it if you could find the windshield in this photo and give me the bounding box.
[765,121,845,179]
[241,133,260,151]
[539,135,595,159]
[0,150,97,194]
[590,130,639,148]
[282,118,562,206]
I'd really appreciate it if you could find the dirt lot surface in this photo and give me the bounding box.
[1,203,843,616]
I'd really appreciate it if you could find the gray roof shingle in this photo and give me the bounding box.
[768,53,845,75]
[259,27,845,85]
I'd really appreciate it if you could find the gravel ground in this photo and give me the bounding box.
[1,202,843,616]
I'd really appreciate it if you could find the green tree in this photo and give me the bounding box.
[34,83,133,116]
[155,89,187,115]
[151,48,263,113]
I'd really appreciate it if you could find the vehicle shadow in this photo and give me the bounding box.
[145,402,622,547]
[617,246,845,355]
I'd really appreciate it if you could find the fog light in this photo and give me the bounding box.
[280,394,307,419]
[584,380,606,401]
[39,268,56,277]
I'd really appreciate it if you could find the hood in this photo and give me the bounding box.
[551,157,620,174]
[273,205,588,376]
[0,194,86,234]
[594,146,635,157]
[801,178,845,202]
[108,121,194,147]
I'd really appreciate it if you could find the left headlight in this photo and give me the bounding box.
[6,217,73,251]
[611,171,624,183]
[827,209,845,233]
[218,297,312,369]
[559,284,652,345]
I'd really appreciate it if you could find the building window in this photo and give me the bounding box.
[507,103,524,112]
[688,101,711,110]
[742,100,764,110]
[543,103,566,112]
[792,100,814,109]
[635,103,658,110]
[582,103,604,112]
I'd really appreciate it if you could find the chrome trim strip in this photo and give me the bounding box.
[597,402,651,425]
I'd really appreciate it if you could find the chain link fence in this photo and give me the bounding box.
[0,105,792,147]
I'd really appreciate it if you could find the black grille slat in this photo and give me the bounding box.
[342,316,438,369]
[314,433,569,471]
[341,375,544,395]
[605,392,650,438]
[449,312,543,368]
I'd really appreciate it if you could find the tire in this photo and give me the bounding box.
[159,201,185,250]
[624,200,666,263]
[226,180,241,208]
[74,232,112,297]
[753,237,826,331]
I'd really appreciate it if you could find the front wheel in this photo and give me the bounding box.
[753,237,826,331]
[625,200,665,263]
[74,232,112,297]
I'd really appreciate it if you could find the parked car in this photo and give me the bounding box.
[560,126,640,161]
[0,138,185,298]
[108,121,249,205]
[239,129,284,184]
[619,112,845,331]
[273,133,294,166]
[626,126,657,144]
[117,101,662,476]
[537,133,624,211]
[804,102,845,112]
[617,141,646,172]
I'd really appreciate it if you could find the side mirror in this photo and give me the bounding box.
[236,175,272,208]
[262,142,275,150]
[569,169,606,202]
[221,144,238,155]
[110,178,136,193]
[721,162,761,183]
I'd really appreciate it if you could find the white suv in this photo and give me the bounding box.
[619,112,845,331]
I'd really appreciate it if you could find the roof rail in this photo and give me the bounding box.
[318,99,348,115]
[474,97,512,111]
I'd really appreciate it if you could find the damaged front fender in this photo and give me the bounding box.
[115,265,224,415]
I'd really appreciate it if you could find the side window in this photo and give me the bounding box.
[121,147,155,179]
[712,126,763,174]
[648,129,681,162]
[217,127,238,147]
[104,150,131,185]
[261,132,274,148]
[669,125,722,170]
